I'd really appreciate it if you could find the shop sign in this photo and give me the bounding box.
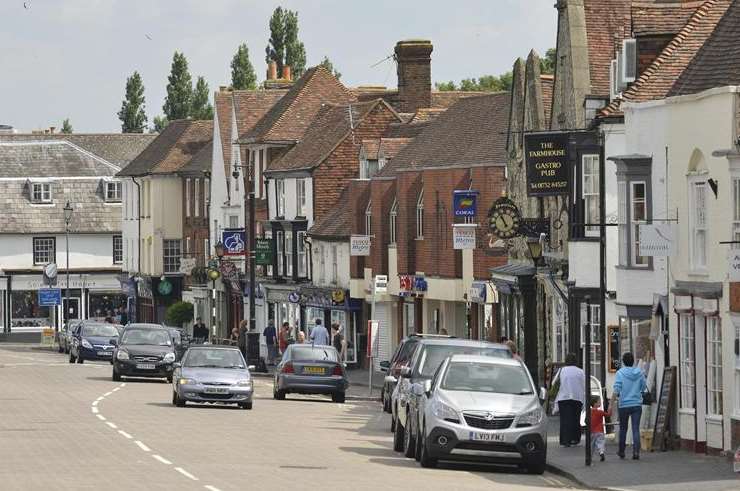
[179,257,197,275]
[157,278,173,296]
[399,275,413,292]
[38,288,61,306]
[219,261,241,291]
[222,229,246,256]
[331,290,346,304]
[453,190,478,217]
[288,291,301,304]
[729,249,740,282]
[468,282,487,304]
[350,235,371,256]
[639,223,677,257]
[373,275,388,294]
[255,238,273,265]
[524,132,569,196]
[453,224,476,250]
[413,277,427,292]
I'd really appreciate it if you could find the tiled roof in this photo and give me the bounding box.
[361,137,414,161]
[377,92,511,177]
[0,180,121,234]
[240,66,355,144]
[352,87,483,111]
[632,1,704,36]
[0,141,120,177]
[601,0,731,116]
[307,185,351,239]
[0,133,156,167]
[541,75,554,127]
[266,100,396,173]
[214,91,233,165]
[117,120,213,177]
[179,141,213,174]
[232,89,288,138]
[384,120,430,139]
[584,0,631,97]
[409,108,447,123]
[669,0,740,96]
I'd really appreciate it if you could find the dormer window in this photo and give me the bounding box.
[105,180,122,202]
[32,182,52,203]
[361,159,380,179]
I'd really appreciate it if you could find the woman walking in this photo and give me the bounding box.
[613,352,647,459]
[555,353,585,446]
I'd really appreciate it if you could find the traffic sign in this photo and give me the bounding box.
[38,288,62,306]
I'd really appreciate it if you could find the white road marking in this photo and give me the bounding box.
[118,430,132,439]
[104,391,113,397]
[106,422,118,429]
[91,407,98,414]
[204,486,222,491]
[92,401,99,406]
[96,396,103,401]
[96,414,106,421]
[120,383,126,387]
[175,467,199,481]
[112,387,121,392]
[135,440,151,452]
[152,454,172,465]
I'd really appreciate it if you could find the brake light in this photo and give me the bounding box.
[332,365,344,376]
[282,363,294,374]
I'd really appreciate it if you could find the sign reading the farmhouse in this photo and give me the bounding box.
[524,133,569,196]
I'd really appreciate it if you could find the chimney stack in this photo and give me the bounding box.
[267,61,278,81]
[49,126,56,134]
[282,65,291,81]
[394,40,433,113]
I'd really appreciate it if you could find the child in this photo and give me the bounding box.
[590,396,611,461]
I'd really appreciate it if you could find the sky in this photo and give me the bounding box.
[0,0,557,133]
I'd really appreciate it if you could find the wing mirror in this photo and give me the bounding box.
[379,360,391,373]
[172,362,181,369]
[248,365,256,371]
[400,365,412,378]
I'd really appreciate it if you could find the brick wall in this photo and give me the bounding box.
[471,166,508,278]
[395,41,433,114]
[730,283,740,312]
[637,35,673,77]
[182,177,210,287]
[395,172,423,275]
[369,179,396,275]
[348,179,370,278]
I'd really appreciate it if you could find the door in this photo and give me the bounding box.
[0,276,9,333]
[63,298,80,322]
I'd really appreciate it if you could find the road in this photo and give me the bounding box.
[0,344,579,491]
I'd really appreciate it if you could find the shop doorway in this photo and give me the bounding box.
[0,275,9,333]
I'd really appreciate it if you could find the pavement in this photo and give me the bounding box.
[0,343,576,491]
[545,417,740,491]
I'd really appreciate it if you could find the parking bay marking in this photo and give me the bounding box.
[175,467,199,481]
[152,454,172,465]
[105,421,118,429]
[204,486,222,491]
[118,430,132,439]
[96,414,106,421]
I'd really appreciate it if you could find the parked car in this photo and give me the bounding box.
[58,319,82,354]
[167,327,190,361]
[413,354,548,474]
[172,345,254,409]
[273,344,349,403]
[381,334,453,414]
[69,321,119,364]
[392,338,512,459]
[112,324,177,382]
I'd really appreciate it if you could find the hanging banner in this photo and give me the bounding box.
[350,235,371,256]
[453,224,476,250]
[255,238,273,265]
[639,223,677,257]
[524,132,569,196]
[453,190,478,217]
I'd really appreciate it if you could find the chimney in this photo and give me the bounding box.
[268,61,278,81]
[395,40,433,113]
[282,65,291,81]
[49,126,56,134]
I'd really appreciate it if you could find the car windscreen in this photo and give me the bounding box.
[185,349,244,369]
[396,340,418,364]
[441,362,533,395]
[415,345,511,377]
[121,329,171,346]
[81,324,119,338]
[289,346,339,363]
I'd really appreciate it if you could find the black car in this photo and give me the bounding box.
[112,324,177,382]
[69,321,120,363]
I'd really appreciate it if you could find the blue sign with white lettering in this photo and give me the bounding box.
[222,229,246,256]
[453,190,478,217]
[38,288,62,306]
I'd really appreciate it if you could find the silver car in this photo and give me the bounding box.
[172,346,254,410]
[413,354,548,474]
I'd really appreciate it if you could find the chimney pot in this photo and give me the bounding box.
[268,61,278,81]
[282,65,291,81]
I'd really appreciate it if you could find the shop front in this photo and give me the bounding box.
[468,281,498,341]
[136,276,183,324]
[300,286,361,365]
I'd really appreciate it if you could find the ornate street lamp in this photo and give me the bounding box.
[63,201,73,325]
[214,241,225,259]
[526,233,544,267]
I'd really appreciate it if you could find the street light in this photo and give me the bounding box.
[526,234,544,267]
[231,159,257,339]
[215,241,225,259]
[63,201,73,326]
[208,243,224,342]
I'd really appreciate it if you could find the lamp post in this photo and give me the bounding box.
[231,160,256,336]
[208,242,225,340]
[63,201,73,325]
[525,234,545,267]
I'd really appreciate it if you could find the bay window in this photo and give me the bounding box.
[582,154,600,236]
[630,182,647,267]
[615,156,651,268]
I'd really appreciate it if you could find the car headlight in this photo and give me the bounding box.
[178,378,197,385]
[163,352,176,363]
[116,350,129,360]
[432,399,459,421]
[234,379,252,387]
[81,339,93,349]
[517,406,544,427]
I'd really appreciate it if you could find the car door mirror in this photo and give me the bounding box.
[539,387,547,402]
[379,360,391,373]
[248,365,256,371]
[423,379,433,395]
[172,362,181,369]
[400,366,412,378]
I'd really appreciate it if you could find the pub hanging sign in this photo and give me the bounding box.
[524,132,569,196]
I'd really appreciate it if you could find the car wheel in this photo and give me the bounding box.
[69,353,76,363]
[393,415,405,452]
[526,454,546,475]
[419,424,437,468]
[403,411,416,458]
[332,392,345,403]
[171,391,178,406]
[175,392,186,408]
[112,368,121,382]
[274,389,286,400]
[239,402,253,410]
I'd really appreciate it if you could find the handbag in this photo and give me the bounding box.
[642,390,653,405]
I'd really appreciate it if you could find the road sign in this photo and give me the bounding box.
[255,238,273,265]
[374,275,388,294]
[38,288,61,306]
[43,263,58,285]
[222,229,246,255]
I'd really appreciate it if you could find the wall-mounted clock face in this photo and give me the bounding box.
[488,198,522,239]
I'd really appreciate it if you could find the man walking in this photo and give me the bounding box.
[193,317,209,342]
[263,321,277,365]
[309,319,330,346]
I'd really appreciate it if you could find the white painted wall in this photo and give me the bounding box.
[121,177,139,273]
[267,176,315,226]
[311,239,350,289]
[0,233,121,270]
[139,175,183,276]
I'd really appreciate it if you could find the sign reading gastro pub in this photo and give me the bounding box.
[524,133,569,196]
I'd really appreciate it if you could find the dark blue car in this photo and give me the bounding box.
[69,322,120,364]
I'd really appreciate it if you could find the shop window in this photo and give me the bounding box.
[582,154,600,237]
[31,182,52,203]
[416,189,424,239]
[297,231,307,278]
[105,181,122,202]
[630,182,647,267]
[113,235,123,264]
[285,232,293,277]
[194,178,200,217]
[365,200,372,236]
[580,302,602,381]
[33,237,55,265]
[11,291,51,327]
[706,316,722,416]
[679,314,695,409]
[690,181,707,271]
[389,199,398,244]
[163,239,181,274]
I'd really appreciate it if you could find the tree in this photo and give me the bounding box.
[61,118,73,134]
[231,43,257,90]
[162,51,193,121]
[319,56,341,80]
[118,71,147,133]
[165,301,194,327]
[191,76,214,120]
[152,115,168,133]
[540,48,557,75]
[265,7,306,78]
[435,81,457,91]
[436,72,513,92]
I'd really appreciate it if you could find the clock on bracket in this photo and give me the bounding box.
[488,197,522,239]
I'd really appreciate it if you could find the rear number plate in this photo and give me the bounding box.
[136,363,155,370]
[204,387,229,394]
[469,432,505,442]
[303,366,325,375]
[97,351,112,356]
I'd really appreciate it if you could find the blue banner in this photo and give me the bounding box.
[38,288,62,306]
[453,190,478,217]
[222,229,246,256]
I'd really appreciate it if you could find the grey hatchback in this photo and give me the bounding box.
[273,344,348,403]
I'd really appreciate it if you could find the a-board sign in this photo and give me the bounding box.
[652,366,676,451]
[608,325,620,372]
